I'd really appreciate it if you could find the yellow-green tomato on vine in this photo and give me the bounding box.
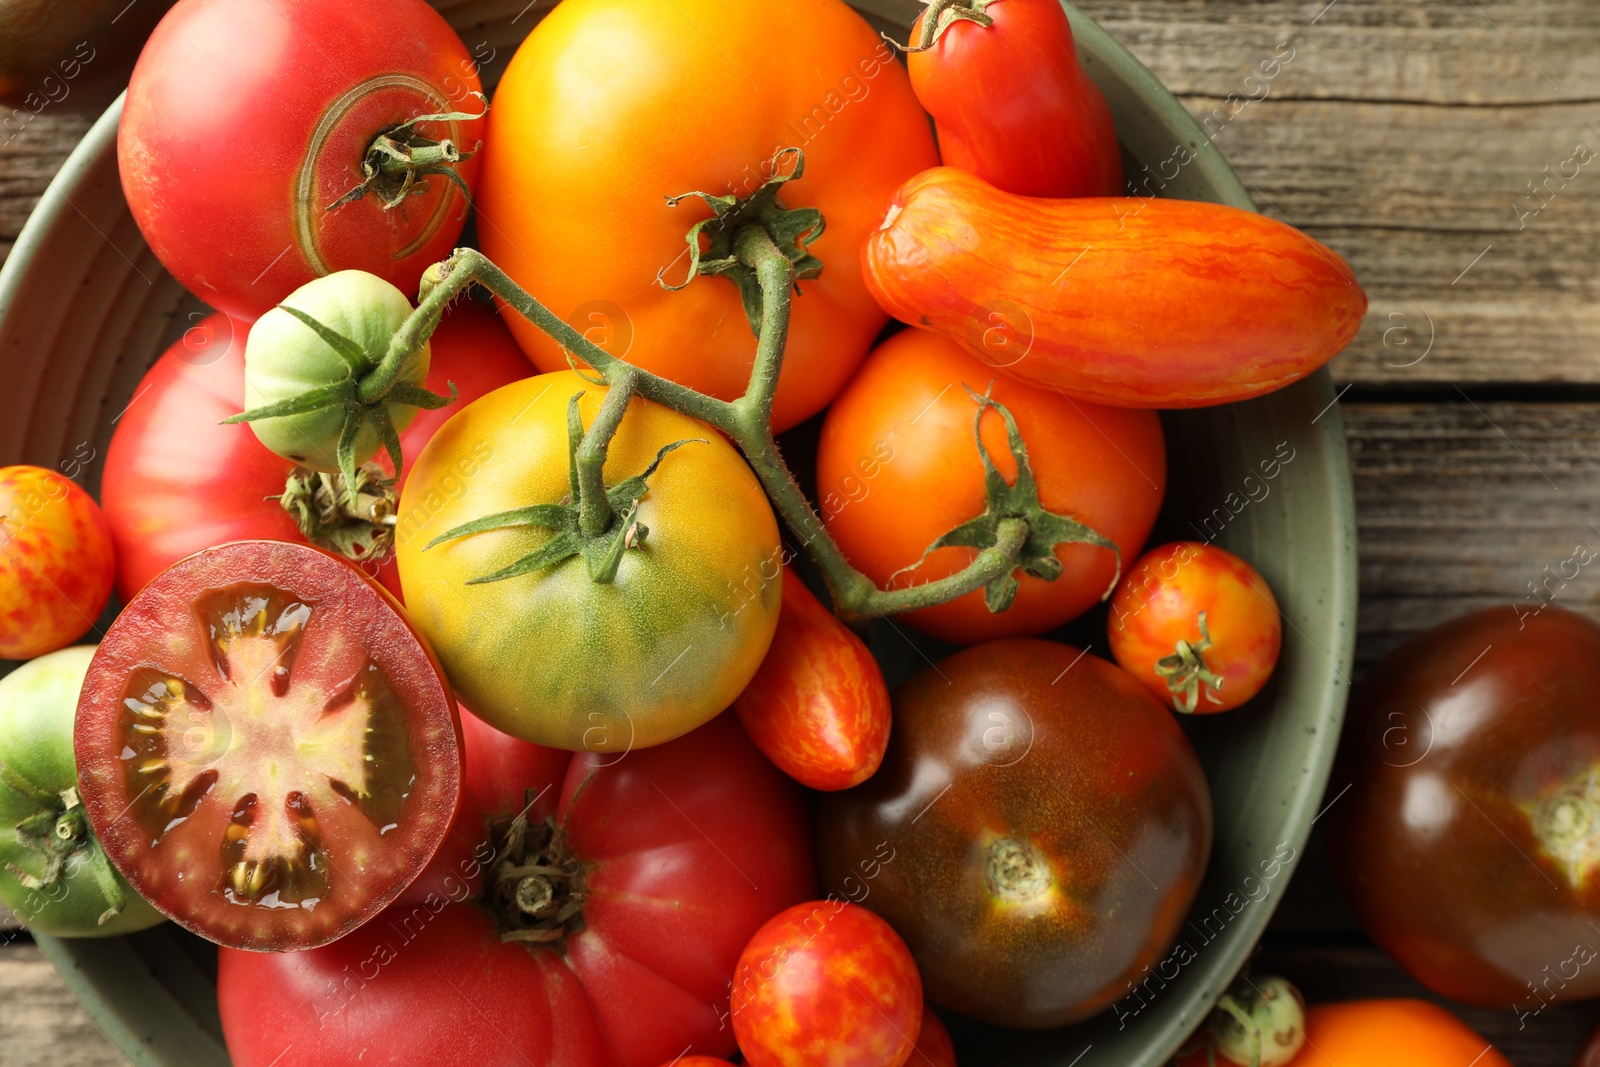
[242,270,431,473]
[395,371,783,752]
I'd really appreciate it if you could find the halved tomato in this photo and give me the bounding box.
[73,540,460,951]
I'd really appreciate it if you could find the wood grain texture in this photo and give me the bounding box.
[0,943,128,1066]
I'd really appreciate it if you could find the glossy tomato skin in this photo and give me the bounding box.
[0,465,115,659]
[397,371,782,752]
[732,901,922,1067]
[219,712,816,1067]
[734,568,891,790]
[102,302,530,602]
[0,647,164,936]
[479,0,939,431]
[119,0,483,320]
[862,168,1367,408]
[818,640,1212,1028]
[75,541,461,951]
[1329,605,1600,1007]
[908,0,1122,198]
[1109,542,1282,714]
[1175,1001,1510,1067]
[817,328,1164,644]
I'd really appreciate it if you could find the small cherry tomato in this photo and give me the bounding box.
[734,568,891,791]
[1108,542,1282,714]
[817,328,1164,645]
[74,540,460,951]
[905,0,1122,198]
[911,1008,957,1067]
[733,900,923,1067]
[663,1060,738,1067]
[0,465,115,659]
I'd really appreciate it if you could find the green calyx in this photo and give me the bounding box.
[425,387,702,585]
[888,0,996,53]
[1156,611,1226,714]
[274,463,398,564]
[658,146,824,335]
[328,93,489,213]
[0,763,126,925]
[225,306,456,506]
[892,386,1121,615]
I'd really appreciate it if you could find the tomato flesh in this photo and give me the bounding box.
[76,541,460,951]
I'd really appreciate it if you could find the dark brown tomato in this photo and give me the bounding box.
[1329,604,1600,1008]
[817,639,1212,1028]
[74,540,461,951]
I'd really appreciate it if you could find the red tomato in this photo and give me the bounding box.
[817,328,1164,644]
[907,0,1122,198]
[665,1061,738,1067]
[218,712,816,1067]
[119,0,484,320]
[1109,542,1282,713]
[911,1008,957,1067]
[0,466,115,659]
[74,541,460,950]
[734,568,891,790]
[101,301,530,602]
[733,900,922,1067]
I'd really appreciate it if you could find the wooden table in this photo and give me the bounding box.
[4,0,1600,1063]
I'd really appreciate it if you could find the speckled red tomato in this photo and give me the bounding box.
[734,568,890,791]
[733,900,922,1067]
[912,1009,957,1067]
[0,465,115,658]
[1108,542,1282,714]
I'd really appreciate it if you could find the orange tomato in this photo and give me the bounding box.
[734,568,891,791]
[862,167,1367,408]
[817,328,1165,644]
[479,0,939,431]
[1108,542,1282,713]
[1279,1000,1508,1067]
[0,466,115,659]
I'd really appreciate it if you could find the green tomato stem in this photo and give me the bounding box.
[575,369,637,537]
[394,242,1030,621]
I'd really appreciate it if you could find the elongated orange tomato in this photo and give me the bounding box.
[1179,1000,1511,1067]
[862,167,1367,408]
[734,568,891,791]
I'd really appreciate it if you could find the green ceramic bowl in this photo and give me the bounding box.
[0,2,1356,1064]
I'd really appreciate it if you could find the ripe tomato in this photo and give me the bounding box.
[0,647,164,937]
[74,541,460,951]
[734,567,891,791]
[732,901,922,1067]
[862,167,1367,408]
[102,302,530,603]
[906,0,1122,198]
[478,0,939,431]
[217,712,816,1067]
[818,639,1212,1028]
[1329,605,1600,1007]
[1218,1000,1508,1067]
[397,371,781,752]
[912,1009,957,1067]
[0,465,115,659]
[817,328,1164,644]
[119,0,484,320]
[1109,542,1282,714]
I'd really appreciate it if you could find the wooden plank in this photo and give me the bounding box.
[1072,0,1600,105]
[0,943,128,1066]
[0,115,92,245]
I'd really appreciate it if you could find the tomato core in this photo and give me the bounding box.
[1531,770,1600,887]
[484,809,588,945]
[117,583,417,911]
[984,836,1054,904]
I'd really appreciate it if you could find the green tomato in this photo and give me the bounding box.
[243,270,430,472]
[395,371,783,752]
[0,647,163,936]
